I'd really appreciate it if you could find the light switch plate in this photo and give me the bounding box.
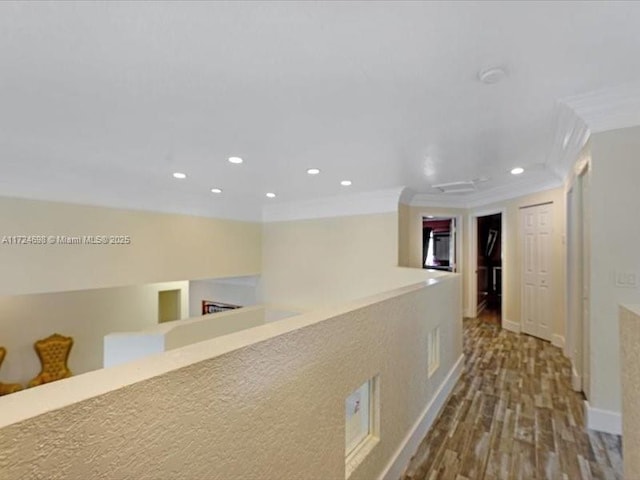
[615,271,637,288]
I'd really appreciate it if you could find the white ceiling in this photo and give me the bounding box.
[1,1,640,220]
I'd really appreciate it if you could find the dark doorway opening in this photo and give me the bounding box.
[476,213,502,325]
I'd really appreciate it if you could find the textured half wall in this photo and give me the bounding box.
[0,281,188,385]
[620,305,640,478]
[0,276,461,480]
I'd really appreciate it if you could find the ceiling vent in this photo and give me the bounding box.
[432,181,476,194]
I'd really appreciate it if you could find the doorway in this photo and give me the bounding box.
[567,165,590,397]
[476,213,502,325]
[422,217,457,272]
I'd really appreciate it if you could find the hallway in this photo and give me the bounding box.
[403,317,622,480]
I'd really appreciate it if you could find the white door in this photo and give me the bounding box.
[521,203,553,341]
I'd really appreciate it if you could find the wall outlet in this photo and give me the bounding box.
[615,271,637,288]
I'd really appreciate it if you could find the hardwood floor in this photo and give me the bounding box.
[402,316,623,480]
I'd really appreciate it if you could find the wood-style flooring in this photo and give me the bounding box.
[402,313,623,480]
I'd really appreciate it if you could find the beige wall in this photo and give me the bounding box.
[260,212,445,311]
[0,196,262,297]
[588,126,640,413]
[0,281,188,385]
[0,276,462,480]
[474,188,566,340]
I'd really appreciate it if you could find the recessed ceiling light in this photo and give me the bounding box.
[172,172,187,179]
[211,188,222,194]
[307,168,321,175]
[228,156,243,164]
[478,66,507,84]
[511,167,524,175]
[340,180,352,186]
[266,192,276,198]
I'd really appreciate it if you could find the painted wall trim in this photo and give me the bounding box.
[545,102,590,182]
[194,275,260,287]
[548,83,640,185]
[410,177,563,211]
[551,334,566,350]
[262,187,404,222]
[378,354,464,480]
[502,318,521,334]
[562,83,640,135]
[585,401,622,435]
[409,193,469,209]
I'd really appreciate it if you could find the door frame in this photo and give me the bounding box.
[418,211,464,274]
[468,208,506,322]
[565,158,590,394]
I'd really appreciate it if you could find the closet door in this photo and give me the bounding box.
[521,203,553,340]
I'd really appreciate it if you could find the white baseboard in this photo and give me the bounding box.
[585,401,622,435]
[463,308,475,319]
[502,318,521,333]
[551,334,565,349]
[378,354,464,480]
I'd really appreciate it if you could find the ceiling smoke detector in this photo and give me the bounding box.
[478,66,507,84]
[432,180,476,194]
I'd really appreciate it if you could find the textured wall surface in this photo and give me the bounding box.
[0,281,188,384]
[0,276,461,480]
[164,306,266,350]
[0,196,262,297]
[620,305,640,478]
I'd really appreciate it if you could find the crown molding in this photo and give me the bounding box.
[195,275,260,287]
[262,187,405,222]
[409,193,470,209]
[546,83,640,184]
[409,175,562,210]
[545,102,590,181]
[562,83,640,134]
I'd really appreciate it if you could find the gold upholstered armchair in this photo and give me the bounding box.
[28,334,73,388]
[0,347,23,396]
